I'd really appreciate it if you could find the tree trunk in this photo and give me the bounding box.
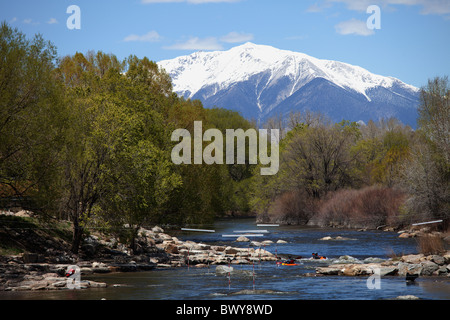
[71,215,83,254]
[129,226,140,255]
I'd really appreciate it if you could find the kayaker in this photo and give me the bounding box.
[312,252,326,260]
[285,255,295,264]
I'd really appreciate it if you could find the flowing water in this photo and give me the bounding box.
[1,219,449,300]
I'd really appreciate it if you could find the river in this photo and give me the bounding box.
[1,218,449,300]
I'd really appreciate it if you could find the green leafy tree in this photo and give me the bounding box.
[0,22,65,213]
[96,59,182,252]
[55,52,132,253]
[101,138,181,253]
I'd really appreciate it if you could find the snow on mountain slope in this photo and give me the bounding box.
[158,42,420,126]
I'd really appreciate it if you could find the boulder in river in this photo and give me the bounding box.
[216,265,233,274]
[315,251,450,277]
[319,236,356,241]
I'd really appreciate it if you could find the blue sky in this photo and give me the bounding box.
[1,0,449,88]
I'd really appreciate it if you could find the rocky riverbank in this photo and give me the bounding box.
[0,225,276,291]
[315,252,450,277]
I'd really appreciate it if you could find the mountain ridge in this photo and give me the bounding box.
[158,42,420,127]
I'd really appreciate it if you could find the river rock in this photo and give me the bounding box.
[138,227,155,238]
[157,233,172,241]
[86,280,107,288]
[316,265,342,275]
[152,226,164,233]
[319,236,356,241]
[333,255,362,264]
[194,264,208,268]
[397,262,422,276]
[395,295,420,300]
[363,257,386,264]
[254,248,275,259]
[443,252,450,264]
[401,254,424,264]
[224,247,238,255]
[230,289,288,295]
[378,266,398,276]
[216,265,233,274]
[212,256,229,265]
[420,260,439,276]
[232,258,249,264]
[236,236,250,242]
[4,272,107,291]
[191,243,211,251]
[436,265,448,275]
[92,262,110,273]
[211,245,225,252]
[427,255,445,265]
[398,231,419,238]
[317,263,397,277]
[165,243,179,254]
[341,264,378,276]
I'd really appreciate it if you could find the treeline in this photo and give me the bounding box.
[0,23,255,254]
[252,78,449,230]
[1,23,448,256]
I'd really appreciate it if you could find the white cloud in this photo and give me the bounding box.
[335,18,375,36]
[47,18,58,24]
[22,18,40,26]
[306,2,333,12]
[165,31,253,50]
[142,0,183,2]
[415,0,450,15]
[328,0,450,15]
[124,31,162,42]
[328,0,373,11]
[164,37,223,50]
[220,32,254,43]
[142,0,241,3]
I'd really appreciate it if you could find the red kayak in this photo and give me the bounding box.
[276,260,299,266]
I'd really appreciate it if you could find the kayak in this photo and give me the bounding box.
[276,261,298,266]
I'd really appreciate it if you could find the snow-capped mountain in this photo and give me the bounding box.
[158,42,420,127]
